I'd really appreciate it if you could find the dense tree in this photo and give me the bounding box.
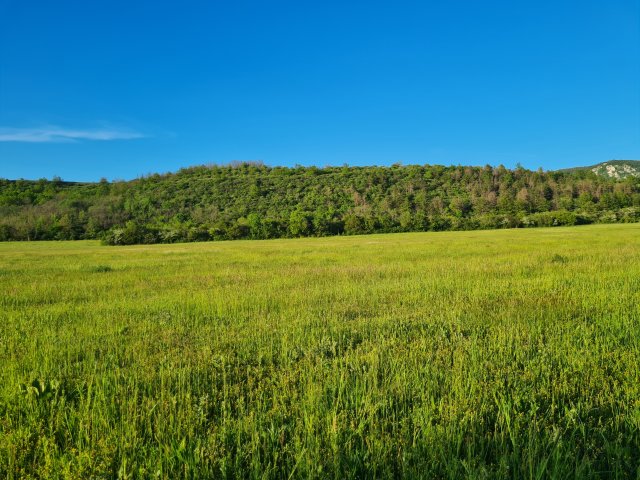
[0,163,639,244]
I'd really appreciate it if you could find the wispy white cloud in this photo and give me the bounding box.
[0,126,145,143]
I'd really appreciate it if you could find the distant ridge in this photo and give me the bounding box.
[559,160,640,179]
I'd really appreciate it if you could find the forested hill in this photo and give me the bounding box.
[1,162,639,244]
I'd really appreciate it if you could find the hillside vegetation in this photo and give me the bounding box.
[1,163,640,244]
[560,160,640,180]
[1,225,639,478]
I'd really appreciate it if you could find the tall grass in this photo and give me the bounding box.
[1,224,639,479]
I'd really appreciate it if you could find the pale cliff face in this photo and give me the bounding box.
[591,162,640,179]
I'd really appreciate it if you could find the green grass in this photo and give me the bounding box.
[1,224,639,479]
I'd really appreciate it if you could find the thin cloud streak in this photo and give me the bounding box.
[0,126,145,143]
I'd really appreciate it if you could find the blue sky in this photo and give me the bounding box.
[0,0,638,181]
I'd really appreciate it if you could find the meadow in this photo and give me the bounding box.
[1,224,639,479]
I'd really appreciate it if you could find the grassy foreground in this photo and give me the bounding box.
[1,225,639,479]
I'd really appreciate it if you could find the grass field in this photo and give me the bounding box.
[1,224,639,479]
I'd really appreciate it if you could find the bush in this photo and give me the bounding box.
[102,222,160,245]
[522,211,577,227]
[618,207,640,223]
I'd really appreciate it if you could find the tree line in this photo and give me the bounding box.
[1,163,639,244]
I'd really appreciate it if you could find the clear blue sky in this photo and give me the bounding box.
[1,0,638,181]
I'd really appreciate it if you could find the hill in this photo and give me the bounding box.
[559,160,640,179]
[1,162,639,244]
